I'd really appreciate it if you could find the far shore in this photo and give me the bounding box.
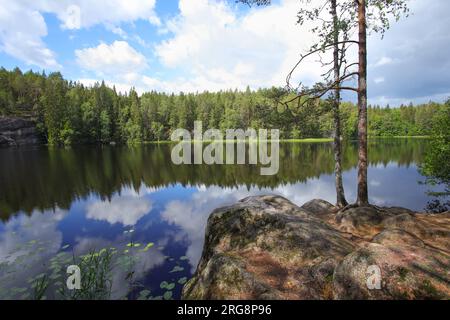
[36,136,430,147]
[142,136,430,145]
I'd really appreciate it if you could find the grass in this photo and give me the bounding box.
[37,248,115,300]
[22,244,187,300]
[368,136,430,139]
[281,138,333,143]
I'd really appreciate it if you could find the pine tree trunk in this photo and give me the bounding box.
[357,0,369,206]
[331,0,348,208]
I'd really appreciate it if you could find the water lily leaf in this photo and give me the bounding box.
[166,283,175,290]
[127,242,141,248]
[140,242,154,252]
[139,289,151,298]
[178,277,188,285]
[169,266,184,273]
[163,291,173,300]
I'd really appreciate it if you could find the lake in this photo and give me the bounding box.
[0,139,444,300]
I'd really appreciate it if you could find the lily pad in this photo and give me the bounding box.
[160,281,175,290]
[140,242,154,252]
[169,266,184,273]
[166,282,175,290]
[178,277,188,285]
[126,242,141,248]
[138,289,151,298]
[163,291,173,300]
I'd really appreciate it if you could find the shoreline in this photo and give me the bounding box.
[0,136,430,148]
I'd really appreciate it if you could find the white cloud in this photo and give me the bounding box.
[374,77,385,84]
[76,41,148,77]
[153,0,320,92]
[86,186,153,226]
[38,0,160,30]
[0,1,60,69]
[373,57,394,67]
[0,0,159,69]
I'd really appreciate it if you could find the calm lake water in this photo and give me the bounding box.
[0,139,444,300]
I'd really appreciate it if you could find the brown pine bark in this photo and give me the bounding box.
[357,0,369,206]
[331,0,348,208]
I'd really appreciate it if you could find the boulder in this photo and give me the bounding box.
[183,195,355,300]
[333,242,449,299]
[183,195,450,300]
[301,199,336,215]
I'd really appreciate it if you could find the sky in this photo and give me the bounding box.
[0,0,449,106]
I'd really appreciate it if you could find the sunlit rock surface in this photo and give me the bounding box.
[182,195,450,300]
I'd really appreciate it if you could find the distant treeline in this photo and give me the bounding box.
[0,67,447,145]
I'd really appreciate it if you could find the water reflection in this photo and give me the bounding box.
[86,186,153,226]
[0,139,441,300]
[0,139,427,218]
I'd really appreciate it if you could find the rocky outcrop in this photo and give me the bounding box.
[182,195,450,300]
[0,117,44,146]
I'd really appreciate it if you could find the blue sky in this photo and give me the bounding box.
[0,0,449,106]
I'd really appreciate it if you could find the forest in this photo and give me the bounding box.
[0,67,447,145]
